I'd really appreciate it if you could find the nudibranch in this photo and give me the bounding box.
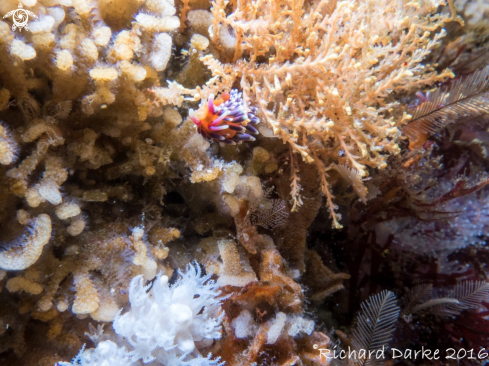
[190,89,260,144]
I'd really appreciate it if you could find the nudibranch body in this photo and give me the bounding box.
[190,89,260,144]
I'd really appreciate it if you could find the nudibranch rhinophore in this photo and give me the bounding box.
[190,89,260,144]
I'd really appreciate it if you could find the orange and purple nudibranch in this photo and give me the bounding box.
[190,89,260,144]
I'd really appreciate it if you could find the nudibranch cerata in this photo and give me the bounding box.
[190,89,260,144]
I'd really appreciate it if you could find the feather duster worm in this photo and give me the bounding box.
[190,89,259,144]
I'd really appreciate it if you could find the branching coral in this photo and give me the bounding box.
[0,213,52,271]
[0,1,224,352]
[0,122,17,165]
[204,0,460,227]
[1,218,180,345]
[0,0,191,193]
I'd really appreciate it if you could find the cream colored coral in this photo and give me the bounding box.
[79,38,98,62]
[252,147,270,163]
[90,67,118,81]
[6,124,65,203]
[29,15,55,34]
[82,191,109,202]
[267,312,287,344]
[217,23,236,53]
[221,163,243,193]
[92,26,112,46]
[55,201,86,236]
[58,23,79,50]
[145,0,176,15]
[264,163,278,173]
[6,277,43,295]
[119,61,147,82]
[32,32,56,50]
[191,34,210,51]
[190,166,220,183]
[0,123,17,165]
[35,226,137,316]
[149,33,173,71]
[56,202,81,220]
[0,21,10,40]
[10,39,36,60]
[81,83,117,114]
[223,194,240,217]
[131,227,157,280]
[217,239,257,287]
[21,120,63,147]
[67,217,86,236]
[112,30,141,61]
[21,0,38,6]
[72,272,100,314]
[56,49,74,71]
[135,13,180,32]
[31,308,58,322]
[187,10,213,36]
[0,214,52,271]
[25,156,67,207]
[25,188,43,207]
[71,0,90,16]
[234,176,263,200]
[47,6,66,28]
[56,300,69,313]
[17,209,30,225]
[163,107,183,127]
[90,286,119,322]
[38,181,63,205]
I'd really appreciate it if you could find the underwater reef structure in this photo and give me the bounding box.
[0,0,488,365]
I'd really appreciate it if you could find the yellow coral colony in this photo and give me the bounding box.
[204,0,459,227]
[0,0,186,326]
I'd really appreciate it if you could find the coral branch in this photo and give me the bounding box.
[0,214,52,271]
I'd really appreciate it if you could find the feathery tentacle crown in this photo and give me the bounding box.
[191,89,260,144]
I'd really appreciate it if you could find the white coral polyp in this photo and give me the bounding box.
[114,264,224,364]
[72,341,132,366]
[60,263,225,366]
[149,33,172,71]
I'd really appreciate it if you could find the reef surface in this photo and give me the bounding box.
[0,0,489,365]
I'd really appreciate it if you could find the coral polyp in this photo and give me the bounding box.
[190,89,259,144]
[0,122,18,166]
